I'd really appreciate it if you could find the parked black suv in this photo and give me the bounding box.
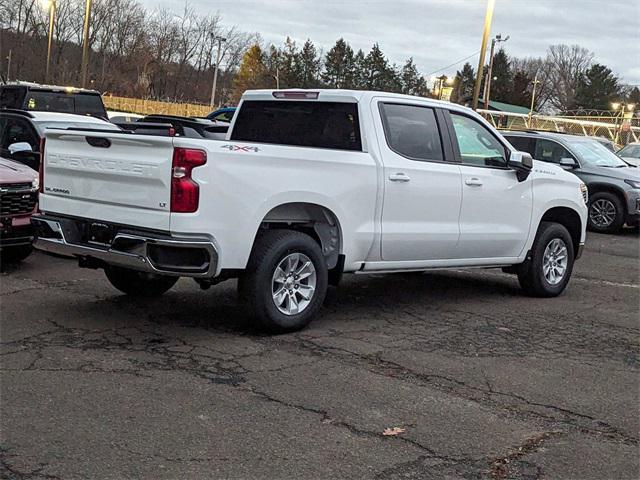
[0,82,107,119]
[503,131,640,233]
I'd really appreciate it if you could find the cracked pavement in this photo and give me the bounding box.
[1,230,638,479]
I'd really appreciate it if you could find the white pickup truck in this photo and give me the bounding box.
[33,89,588,332]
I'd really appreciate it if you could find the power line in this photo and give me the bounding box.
[425,51,480,76]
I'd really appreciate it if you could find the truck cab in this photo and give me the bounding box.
[32,89,588,332]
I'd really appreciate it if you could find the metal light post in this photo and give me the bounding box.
[210,35,226,108]
[43,0,56,84]
[484,33,509,109]
[528,74,540,128]
[80,0,92,88]
[472,0,496,110]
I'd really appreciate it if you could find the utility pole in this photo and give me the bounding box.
[6,49,11,81]
[484,33,509,109]
[528,74,540,127]
[472,0,495,110]
[210,35,226,108]
[80,0,92,88]
[45,0,56,84]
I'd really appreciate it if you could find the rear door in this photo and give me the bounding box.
[375,100,462,261]
[41,130,175,231]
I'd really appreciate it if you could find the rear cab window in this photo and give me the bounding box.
[378,103,444,161]
[23,91,107,118]
[231,100,362,151]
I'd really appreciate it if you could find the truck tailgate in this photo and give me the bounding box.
[41,130,174,231]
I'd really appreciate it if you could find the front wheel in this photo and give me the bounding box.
[238,230,328,333]
[104,266,178,297]
[587,192,625,233]
[517,222,575,297]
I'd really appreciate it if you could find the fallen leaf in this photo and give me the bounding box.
[382,427,406,436]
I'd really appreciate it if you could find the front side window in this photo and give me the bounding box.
[450,113,507,167]
[379,103,443,161]
[533,139,575,164]
[1,118,38,151]
[231,100,361,151]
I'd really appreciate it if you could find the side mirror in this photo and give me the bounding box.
[559,157,578,169]
[509,151,533,181]
[8,142,33,155]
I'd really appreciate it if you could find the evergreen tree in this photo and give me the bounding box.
[572,63,622,110]
[322,38,355,88]
[232,44,267,102]
[298,39,321,88]
[352,49,367,89]
[400,58,420,95]
[280,36,301,88]
[488,48,512,102]
[506,70,533,107]
[451,62,475,104]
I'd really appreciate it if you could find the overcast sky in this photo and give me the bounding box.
[145,0,640,85]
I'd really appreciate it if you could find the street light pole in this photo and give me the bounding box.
[210,36,226,108]
[484,33,509,109]
[80,0,92,88]
[45,0,56,84]
[472,0,495,110]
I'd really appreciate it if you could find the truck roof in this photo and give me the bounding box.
[1,81,101,95]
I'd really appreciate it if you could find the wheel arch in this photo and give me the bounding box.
[587,183,628,215]
[539,207,582,258]
[255,201,343,270]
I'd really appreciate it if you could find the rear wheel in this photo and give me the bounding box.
[588,192,625,233]
[517,222,574,297]
[238,230,328,333]
[104,266,178,297]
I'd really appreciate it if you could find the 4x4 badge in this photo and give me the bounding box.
[221,144,260,152]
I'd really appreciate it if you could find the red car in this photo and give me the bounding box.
[0,156,38,263]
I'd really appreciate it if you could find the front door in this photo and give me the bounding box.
[375,100,462,261]
[447,111,533,259]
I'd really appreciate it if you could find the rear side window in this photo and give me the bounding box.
[379,103,443,161]
[74,94,107,117]
[0,87,26,109]
[231,101,362,151]
[505,135,534,155]
[533,139,575,164]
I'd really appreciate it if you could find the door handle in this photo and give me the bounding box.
[465,177,483,186]
[389,173,411,182]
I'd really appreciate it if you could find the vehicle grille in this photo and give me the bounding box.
[0,184,37,217]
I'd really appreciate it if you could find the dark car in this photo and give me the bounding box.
[0,82,107,119]
[503,131,640,233]
[137,115,228,139]
[206,107,236,123]
[0,156,38,263]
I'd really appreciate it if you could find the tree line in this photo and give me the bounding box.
[2,0,638,112]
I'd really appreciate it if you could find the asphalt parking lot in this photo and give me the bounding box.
[1,229,638,480]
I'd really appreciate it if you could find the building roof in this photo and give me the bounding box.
[481,99,532,115]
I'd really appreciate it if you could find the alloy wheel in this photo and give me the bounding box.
[271,253,317,315]
[589,199,616,228]
[542,238,568,285]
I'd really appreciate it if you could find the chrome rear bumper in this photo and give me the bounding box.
[32,214,218,277]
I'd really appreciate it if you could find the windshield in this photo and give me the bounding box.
[565,138,628,168]
[618,144,640,158]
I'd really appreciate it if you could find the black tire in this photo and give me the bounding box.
[238,230,328,333]
[517,221,575,297]
[104,266,178,297]
[0,245,33,264]
[587,192,625,234]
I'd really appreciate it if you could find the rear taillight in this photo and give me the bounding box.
[39,137,46,194]
[171,147,206,213]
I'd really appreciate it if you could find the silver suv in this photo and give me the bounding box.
[503,131,640,233]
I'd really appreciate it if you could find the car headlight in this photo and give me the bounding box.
[624,179,640,189]
[32,177,39,191]
[580,183,588,204]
